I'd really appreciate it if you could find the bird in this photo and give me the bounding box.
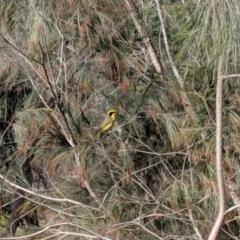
[93,109,117,140]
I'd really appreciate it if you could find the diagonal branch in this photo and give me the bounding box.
[0,173,98,211]
[2,37,76,147]
[38,41,77,145]
[154,1,197,119]
[124,0,163,74]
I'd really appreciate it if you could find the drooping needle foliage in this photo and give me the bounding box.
[0,0,240,239]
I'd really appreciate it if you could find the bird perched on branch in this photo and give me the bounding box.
[93,109,117,140]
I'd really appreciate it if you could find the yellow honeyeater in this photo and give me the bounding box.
[93,109,117,139]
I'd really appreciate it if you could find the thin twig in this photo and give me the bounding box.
[38,41,77,146]
[188,209,203,240]
[0,222,112,240]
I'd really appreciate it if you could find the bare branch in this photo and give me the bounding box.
[124,0,163,74]
[226,180,240,214]
[154,1,196,119]
[0,174,99,211]
[188,209,203,240]
[208,57,225,240]
[222,74,240,79]
[0,222,113,240]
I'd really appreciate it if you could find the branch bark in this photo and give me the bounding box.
[228,180,240,214]
[154,1,196,119]
[124,0,163,74]
[208,59,225,240]
[0,174,98,211]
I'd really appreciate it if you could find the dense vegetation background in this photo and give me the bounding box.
[1,0,240,239]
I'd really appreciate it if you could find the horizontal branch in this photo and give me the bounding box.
[222,74,240,79]
[0,174,98,211]
[0,222,112,240]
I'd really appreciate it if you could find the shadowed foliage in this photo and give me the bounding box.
[0,0,240,239]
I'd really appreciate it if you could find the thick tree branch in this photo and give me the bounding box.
[208,58,225,240]
[208,68,240,239]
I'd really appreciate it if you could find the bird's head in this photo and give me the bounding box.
[107,109,117,120]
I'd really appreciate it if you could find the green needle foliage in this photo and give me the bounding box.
[0,0,240,239]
